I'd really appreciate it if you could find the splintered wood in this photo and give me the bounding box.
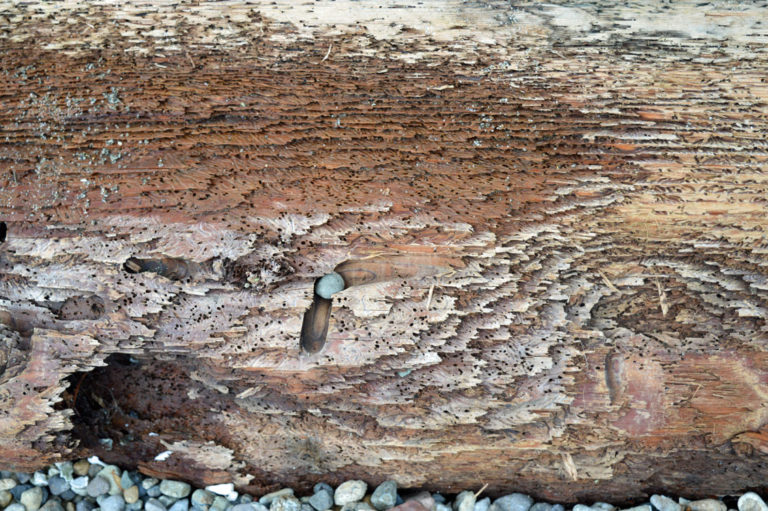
[0,0,767,504]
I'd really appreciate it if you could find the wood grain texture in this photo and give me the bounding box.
[1,0,768,503]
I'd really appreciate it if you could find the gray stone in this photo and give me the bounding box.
[31,473,48,487]
[142,479,160,491]
[95,467,122,497]
[15,475,30,485]
[10,484,32,502]
[240,496,253,505]
[454,492,475,511]
[475,499,491,511]
[0,479,17,491]
[259,490,294,507]
[86,466,100,480]
[160,481,191,500]
[54,463,74,483]
[48,476,70,496]
[192,490,216,510]
[148,487,162,498]
[7,504,28,511]
[371,481,397,511]
[119,473,135,493]
[550,506,564,511]
[309,491,333,511]
[620,506,651,511]
[70,477,89,497]
[437,505,452,511]
[60,491,76,501]
[86,477,110,498]
[270,498,301,511]
[126,502,144,511]
[147,498,168,511]
[574,506,593,511]
[738,494,768,511]
[100,495,125,511]
[160,496,180,508]
[491,495,534,511]
[40,501,65,511]
[75,499,95,511]
[528,504,550,511]
[20,486,44,511]
[0,489,12,508]
[689,501,726,511]
[210,496,229,511]
[592,504,615,511]
[170,499,190,511]
[334,482,367,507]
[316,272,345,299]
[312,486,332,498]
[651,496,681,511]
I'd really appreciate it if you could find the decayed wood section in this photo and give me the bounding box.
[1,0,768,504]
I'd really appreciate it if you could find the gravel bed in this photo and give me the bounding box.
[0,458,764,511]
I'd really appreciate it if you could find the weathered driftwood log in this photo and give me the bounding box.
[1,0,768,504]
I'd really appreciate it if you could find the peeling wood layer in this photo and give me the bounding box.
[1,0,768,504]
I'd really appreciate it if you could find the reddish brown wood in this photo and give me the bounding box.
[1,0,768,504]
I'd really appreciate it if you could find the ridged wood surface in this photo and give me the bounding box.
[1,0,767,503]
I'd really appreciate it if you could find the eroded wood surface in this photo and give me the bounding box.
[1,0,768,503]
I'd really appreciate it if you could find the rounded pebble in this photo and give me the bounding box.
[260,489,295,506]
[475,498,491,511]
[313,485,333,497]
[651,495,681,511]
[738,493,768,511]
[21,486,44,511]
[371,481,397,511]
[100,495,126,511]
[49,476,70,496]
[689,501,726,511]
[160,481,191,500]
[8,504,28,511]
[146,498,168,511]
[0,479,17,491]
[334,481,367,507]
[272,497,301,511]
[72,462,89,478]
[95,467,122,496]
[210,496,229,511]
[169,499,190,511]
[142,479,160,491]
[86,476,110,498]
[309,490,334,511]
[75,500,95,511]
[315,273,345,299]
[123,486,139,505]
[0,489,12,508]
[40,502,65,511]
[31,473,48,487]
[192,489,216,510]
[491,494,534,511]
[454,492,476,511]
